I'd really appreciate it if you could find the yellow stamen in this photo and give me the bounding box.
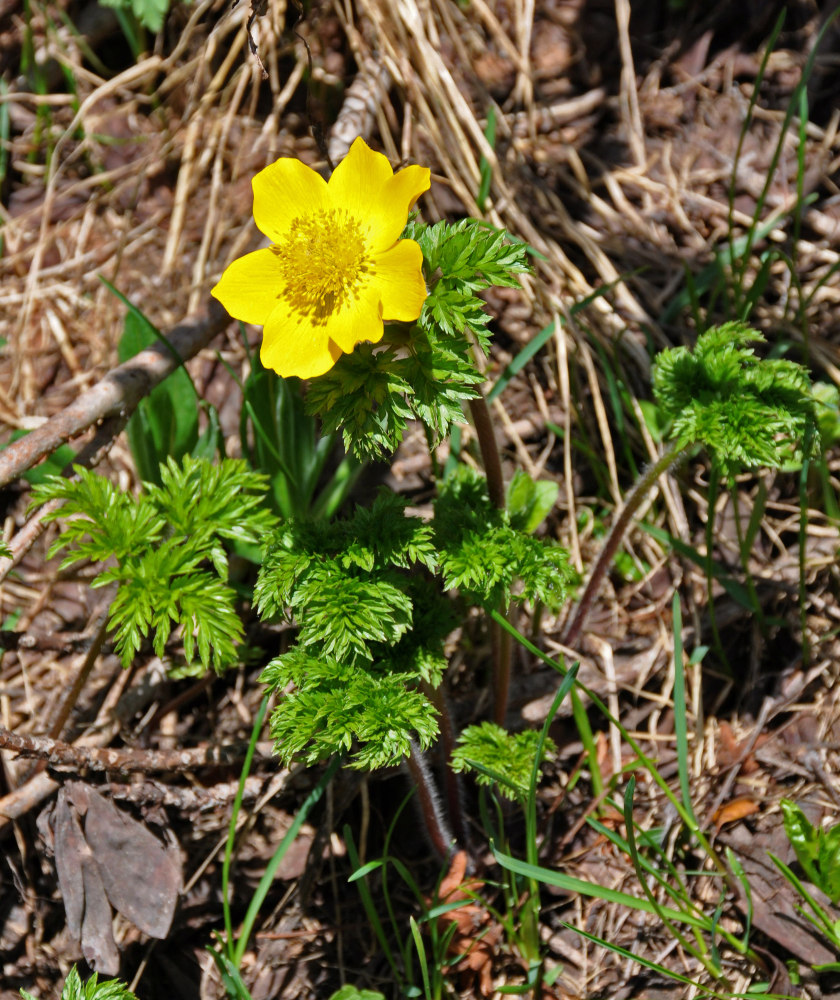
[274,209,372,325]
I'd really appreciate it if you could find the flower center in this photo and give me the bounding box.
[273,209,372,326]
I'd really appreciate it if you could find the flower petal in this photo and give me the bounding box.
[328,138,431,249]
[260,303,343,379]
[371,239,428,322]
[326,284,385,354]
[374,165,431,247]
[252,157,330,242]
[211,247,283,325]
[327,137,394,215]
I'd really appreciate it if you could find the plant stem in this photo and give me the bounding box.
[730,482,767,636]
[47,600,112,739]
[423,682,468,845]
[704,463,730,673]
[468,395,504,509]
[467,395,512,725]
[406,740,456,860]
[563,440,686,648]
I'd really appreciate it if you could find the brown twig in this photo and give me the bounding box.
[0,300,228,490]
[0,415,128,583]
[46,603,112,741]
[562,440,687,649]
[0,725,269,774]
[106,776,267,811]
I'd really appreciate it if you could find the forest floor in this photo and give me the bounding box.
[2,0,840,997]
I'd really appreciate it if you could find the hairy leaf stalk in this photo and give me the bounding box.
[467,395,514,726]
[405,740,456,859]
[563,440,687,648]
[423,682,468,845]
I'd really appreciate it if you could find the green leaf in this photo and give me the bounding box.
[506,469,558,533]
[652,322,815,475]
[32,456,274,671]
[451,722,555,801]
[493,849,708,928]
[435,465,573,611]
[130,0,168,30]
[109,280,199,484]
[263,653,438,769]
[98,0,169,31]
[329,986,386,1000]
[20,965,139,1000]
[781,799,821,886]
[306,344,413,461]
[819,823,840,904]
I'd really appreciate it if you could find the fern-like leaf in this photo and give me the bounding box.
[653,322,815,473]
[451,722,555,801]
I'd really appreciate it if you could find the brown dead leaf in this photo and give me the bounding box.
[717,720,762,774]
[82,785,182,939]
[53,787,120,974]
[79,853,120,974]
[713,796,759,830]
[53,790,86,941]
[433,851,502,997]
[47,782,182,973]
[439,848,470,900]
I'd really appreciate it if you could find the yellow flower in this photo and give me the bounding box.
[212,137,431,379]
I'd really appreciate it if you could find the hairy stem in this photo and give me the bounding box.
[468,395,512,725]
[563,440,686,648]
[406,740,456,860]
[424,682,468,845]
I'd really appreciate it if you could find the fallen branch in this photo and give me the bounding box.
[0,300,229,490]
[0,725,271,774]
[0,416,127,583]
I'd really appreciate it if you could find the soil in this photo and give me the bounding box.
[2,0,840,997]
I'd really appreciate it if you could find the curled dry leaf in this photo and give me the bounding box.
[434,849,503,997]
[712,796,760,830]
[53,791,86,941]
[82,786,182,939]
[80,853,121,974]
[47,782,183,974]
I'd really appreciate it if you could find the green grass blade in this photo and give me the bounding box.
[105,278,199,483]
[221,696,269,961]
[570,685,603,798]
[671,594,697,826]
[487,281,623,403]
[799,421,816,667]
[477,105,496,211]
[622,776,712,970]
[560,924,782,1000]
[492,846,708,929]
[489,610,727,874]
[345,829,402,982]
[526,665,578,860]
[206,945,254,1000]
[409,916,431,1000]
[233,756,341,967]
